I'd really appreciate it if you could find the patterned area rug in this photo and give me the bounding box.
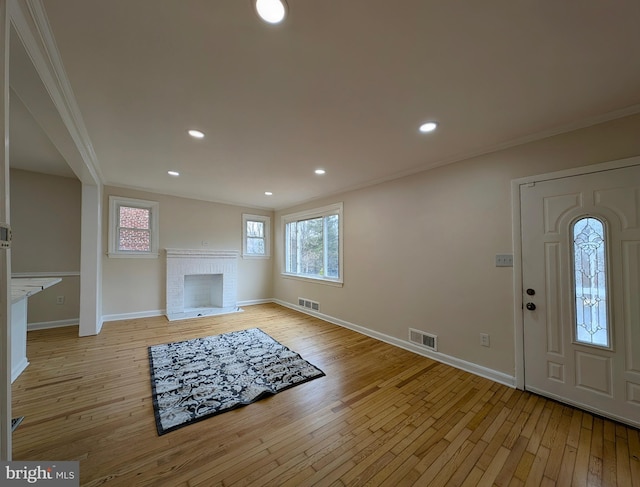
[148,328,325,435]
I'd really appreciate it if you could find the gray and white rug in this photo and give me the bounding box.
[148,327,325,435]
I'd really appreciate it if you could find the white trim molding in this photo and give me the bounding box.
[273,298,516,388]
[102,309,165,324]
[98,297,516,387]
[102,300,271,324]
[11,358,27,384]
[8,0,102,186]
[238,299,272,306]
[242,213,271,259]
[281,202,344,285]
[27,318,78,331]
[108,196,159,258]
[12,271,80,278]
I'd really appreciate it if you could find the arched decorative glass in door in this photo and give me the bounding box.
[572,217,610,347]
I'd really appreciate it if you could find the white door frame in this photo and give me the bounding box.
[1,0,103,459]
[0,0,11,461]
[511,155,640,390]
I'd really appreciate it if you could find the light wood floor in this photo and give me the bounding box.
[11,303,640,486]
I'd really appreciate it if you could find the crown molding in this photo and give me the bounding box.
[8,0,103,186]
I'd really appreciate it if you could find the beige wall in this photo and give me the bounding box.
[102,186,273,317]
[13,113,640,375]
[273,113,640,377]
[10,169,81,323]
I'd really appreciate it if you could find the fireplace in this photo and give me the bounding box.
[165,249,240,321]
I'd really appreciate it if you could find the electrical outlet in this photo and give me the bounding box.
[56,296,65,305]
[480,333,490,347]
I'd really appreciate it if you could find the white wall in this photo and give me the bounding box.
[101,186,273,318]
[273,113,640,378]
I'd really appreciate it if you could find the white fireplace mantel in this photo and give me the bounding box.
[165,248,240,321]
[165,248,239,260]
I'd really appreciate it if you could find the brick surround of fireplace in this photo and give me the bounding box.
[165,248,240,321]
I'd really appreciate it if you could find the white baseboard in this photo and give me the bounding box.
[102,300,271,324]
[102,309,166,323]
[27,318,79,331]
[238,299,272,306]
[273,299,516,388]
[96,299,516,387]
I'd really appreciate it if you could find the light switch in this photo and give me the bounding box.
[495,254,513,267]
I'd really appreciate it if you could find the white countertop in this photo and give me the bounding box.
[11,277,62,304]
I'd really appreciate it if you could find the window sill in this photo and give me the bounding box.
[107,252,159,259]
[280,273,343,287]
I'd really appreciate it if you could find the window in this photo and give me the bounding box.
[572,216,610,347]
[108,196,159,258]
[282,202,343,284]
[242,214,271,258]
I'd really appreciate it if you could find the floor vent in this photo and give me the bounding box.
[409,328,438,352]
[298,297,320,311]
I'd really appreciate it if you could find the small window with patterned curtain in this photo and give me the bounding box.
[572,216,609,347]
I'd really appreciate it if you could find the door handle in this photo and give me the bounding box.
[526,302,536,311]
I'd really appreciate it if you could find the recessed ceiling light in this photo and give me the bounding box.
[167,170,180,177]
[315,169,326,175]
[265,191,273,196]
[255,0,287,24]
[187,129,205,139]
[419,121,438,133]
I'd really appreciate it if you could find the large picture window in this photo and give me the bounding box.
[282,203,343,284]
[108,196,159,258]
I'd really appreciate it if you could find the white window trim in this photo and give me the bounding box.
[108,196,159,258]
[281,202,343,285]
[242,213,271,259]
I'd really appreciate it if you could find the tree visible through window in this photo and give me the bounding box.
[242,214,270,258]
[246,220,265,254]
[283,203,342,282]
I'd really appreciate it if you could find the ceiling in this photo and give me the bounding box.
[10,91,76,179]
[13,0,640,209]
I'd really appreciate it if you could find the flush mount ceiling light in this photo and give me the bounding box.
[255,0,287,24]
[419,121,438,133]
[265,191,273,196]
[167,170,180,177]
[314,169,326,175]
[187,129,205,139]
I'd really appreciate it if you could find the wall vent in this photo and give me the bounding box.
[298,297,320,312]
[409,328,438,352]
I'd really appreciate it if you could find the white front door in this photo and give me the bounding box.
[521,163,640,428]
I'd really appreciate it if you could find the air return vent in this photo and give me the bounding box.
[409,328,438,352]
[298,297,319,311]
